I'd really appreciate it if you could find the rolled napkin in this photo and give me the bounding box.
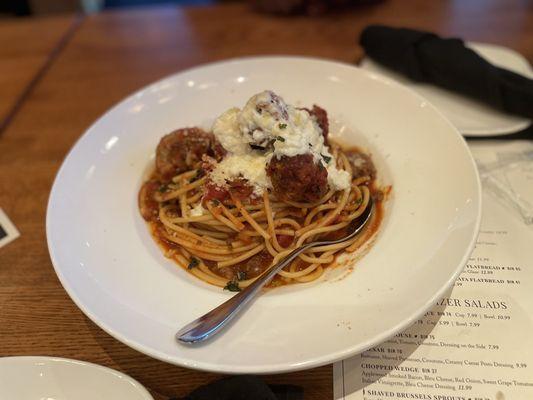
[360,25,533,119]
[173,375,303,400]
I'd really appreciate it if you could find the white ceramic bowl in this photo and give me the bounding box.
[361,42,533,136]
[0,357,153,399]
[47,57,481,374]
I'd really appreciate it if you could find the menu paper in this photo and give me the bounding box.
[0,207,20,249]
[334,141,533,400]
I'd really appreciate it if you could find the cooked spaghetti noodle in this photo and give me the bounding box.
[138,91,384,290]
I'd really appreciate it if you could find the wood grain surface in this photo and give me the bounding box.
[0,1,531,399]
[0,14,80,132]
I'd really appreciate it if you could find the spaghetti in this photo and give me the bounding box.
[138,91,384,290]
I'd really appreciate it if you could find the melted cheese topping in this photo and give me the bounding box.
[210,91,350,194]
[209,154,270,195]
[190,202,206,216]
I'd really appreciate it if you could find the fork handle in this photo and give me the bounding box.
[175,198,373,343]
[176,244,312,343]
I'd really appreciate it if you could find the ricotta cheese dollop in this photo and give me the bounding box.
[210,91,350,195]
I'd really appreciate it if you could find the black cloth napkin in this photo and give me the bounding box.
[360,25,533,119]
[172,376,303,400]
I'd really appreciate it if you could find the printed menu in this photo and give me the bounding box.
[334,141,533,400]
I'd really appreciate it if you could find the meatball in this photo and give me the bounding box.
[155,127,225,180]
[211,139,227,161]
[242,250,273,279]
[138,180,160,221]
[299,104,329,141]
[346,150,376,180]
[217,250,273,281]
[308,105,329,141]
[267,154,328,203]
[252,90,289,121]
[240,91,290,149]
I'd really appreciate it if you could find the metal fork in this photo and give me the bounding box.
[176,197,374,343]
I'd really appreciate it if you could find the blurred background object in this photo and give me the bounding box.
[1,0,86,15]
[104,0,214,9]
[0,0,31,16]
[0,0,379,16]
[0,0,215,16]
[250,0,379,16]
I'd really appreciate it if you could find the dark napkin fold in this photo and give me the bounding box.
[360,25,533,119]
[172,376,303,400]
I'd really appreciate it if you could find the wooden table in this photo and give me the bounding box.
[0,14,80,131]
[0,1,531,398]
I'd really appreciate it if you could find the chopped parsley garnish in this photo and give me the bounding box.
[212,199,220,205]
[224,280,241,292]
[278,123,287,129]
[158,185,167,193]
[321,154,332,164]
[187,257,199,270]
[236,271,247,281]
[190,169,203,182]
[250,144,266,151]
[276,136,285,142]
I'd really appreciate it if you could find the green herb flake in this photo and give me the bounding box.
[224,280,241,292]
[212,199,220,206]
[278,123,287,129]
[236,271,247,281]
[158,185,167,193]
[276,136,286,142]
[321,154,332,164]
[190,169,203,182]
[187,257,199,270]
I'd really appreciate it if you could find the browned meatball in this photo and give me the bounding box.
[212,140,227,161]
[216,250,273,281]
[242,250,273,278]
[255,91,289,120]
[299,105,329,141]
[155,128,224,180]
[138,180,160,221]
[308,105,329,141]
[346,150,376,180]
[267,154,328,203]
